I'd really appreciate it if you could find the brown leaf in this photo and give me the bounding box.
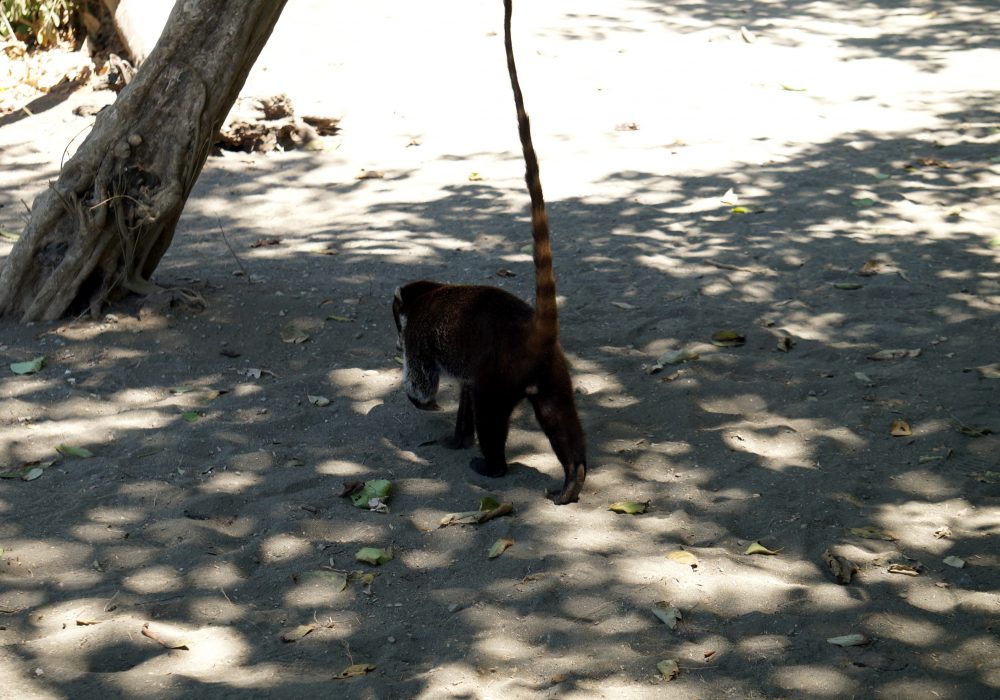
[280,623,318,643]
[250,237,282,248]
[334,663,375,679]
[495,268,517,278]
[857,259,883,276]
[439,502,514,527]
[488,537,514,559]
[356,169,384,180]
[822,549,858,585]
[890,419,912,437]
[141,622,190,650]
[887,563,920,576]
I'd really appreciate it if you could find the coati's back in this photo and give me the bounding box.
[397,282,534,382]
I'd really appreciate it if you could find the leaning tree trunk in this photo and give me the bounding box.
[0,0,288,321]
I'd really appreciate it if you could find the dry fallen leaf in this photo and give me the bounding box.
[488,537,514,559]
[356,169,384,180]
[280,324,310,344]
[439,502,514,527]
[857,259,883,276]
[943,556,966,569]
[887,563,920,576]
[822,549,858,584]
[280,623,318,643]
[608,501,649,515]
[307,395,331,407]
[666,550,699,568]
[335,663,376,679]
[850,526,897,541]
[651,602,682,629]
[745,541,779,556]
[890,419,912,437]
[141,622,190,650]
[868,348,921,360]
[712,330,746,348]
[657,659,680,680]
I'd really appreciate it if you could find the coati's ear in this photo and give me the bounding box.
[394,286,403,304]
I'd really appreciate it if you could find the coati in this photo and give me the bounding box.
[392,0,586,504]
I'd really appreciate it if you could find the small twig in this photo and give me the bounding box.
[103,589,120,612]
[219,587,233,605]
[706,259,753,273]
[218,219,248,280]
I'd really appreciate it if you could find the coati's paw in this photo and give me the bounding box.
[407,395,441,411]
[469,457,507,478]
[441,433,474,450]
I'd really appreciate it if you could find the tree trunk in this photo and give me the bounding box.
[0,0,288,321]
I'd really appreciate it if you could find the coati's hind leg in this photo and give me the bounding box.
[441,384,475,449]
[468,385,518,478]
[529,376,587,504]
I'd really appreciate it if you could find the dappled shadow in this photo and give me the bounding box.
[1,0,999,697]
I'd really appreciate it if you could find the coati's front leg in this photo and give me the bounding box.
[468,385,517,478]
[440,383,475,449]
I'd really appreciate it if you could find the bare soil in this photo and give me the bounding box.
[1,1,998,698]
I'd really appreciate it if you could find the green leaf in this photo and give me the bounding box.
[488,537,514,559]
[608,501,649,515]
[355,547,392,565]
[22,467,44,481]
[779,83,807,92]
[479,496,501,512]
[827,634,870,647]
[0,230,20,241]
[10,356,45,375]
[852,197,876,208]
[170,385,197,394]
[350,479,393,508]
[55,444,93,459]
[325,315,353,322]
[181,411,202,423]
[730,206,751,215]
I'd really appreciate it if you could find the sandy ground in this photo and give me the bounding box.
[1,1,999,698]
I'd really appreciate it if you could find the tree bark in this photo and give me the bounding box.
[0,0,288,321]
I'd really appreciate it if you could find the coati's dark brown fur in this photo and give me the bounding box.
[392,0,586,504]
